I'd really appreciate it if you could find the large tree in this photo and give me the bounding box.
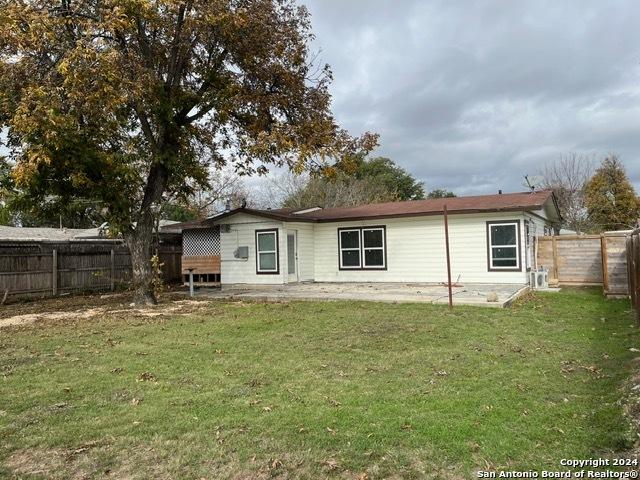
[0,0,376,303]
[427,188,455,199]
[540,153,594,234]
[276,156,423,208]
[279,172,397,209]
[353,157,424,201]
[585,155,639,232]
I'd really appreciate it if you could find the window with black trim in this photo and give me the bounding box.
[487,221,520,271]
[339,226,386,270]
[256,229,279,274]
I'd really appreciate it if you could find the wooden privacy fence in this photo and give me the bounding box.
[627,228,640,320]
[536,231,630,296]
[0,240,182,301]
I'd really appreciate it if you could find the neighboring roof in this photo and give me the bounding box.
[0,220,180,241]
[171,190,559,228]
[0,226,89,241]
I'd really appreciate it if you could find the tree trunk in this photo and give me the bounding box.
[126,221,157,306]
[126,162,169,306]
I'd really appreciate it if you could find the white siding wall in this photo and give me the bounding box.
[219,213,285,284]
[524,209,552,271]
[313,212,529,284]
[525,210,551,235]
[285,222,315,282]
[215,210,540,285]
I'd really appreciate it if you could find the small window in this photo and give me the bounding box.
[339,229,361,268]
[363,228,385,268]
[487,221,520,271]
[256,229,279,274]
[338,226,386,270]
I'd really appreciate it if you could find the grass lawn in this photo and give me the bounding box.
[1,289,638,479]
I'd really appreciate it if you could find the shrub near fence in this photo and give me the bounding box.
[627,228,640,321]
[0,240,182,301]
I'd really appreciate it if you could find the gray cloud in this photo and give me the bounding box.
[303,0,640,194]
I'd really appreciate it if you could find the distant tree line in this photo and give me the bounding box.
[541,153,639,233]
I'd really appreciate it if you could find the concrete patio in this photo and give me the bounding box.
[196,282,529,307]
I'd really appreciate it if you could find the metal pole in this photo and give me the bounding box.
[443,205,453,308]
[188,269,194,297]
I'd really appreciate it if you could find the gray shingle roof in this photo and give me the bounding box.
[0,220,179,241]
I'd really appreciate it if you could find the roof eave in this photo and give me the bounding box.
[311,206,545,223]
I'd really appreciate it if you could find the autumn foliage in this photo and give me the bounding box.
[0,0,377,303]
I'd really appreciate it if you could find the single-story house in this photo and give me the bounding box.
[170,190,560,287]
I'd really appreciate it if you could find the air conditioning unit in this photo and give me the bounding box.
[529,269,549,289]
[234,246,249,259]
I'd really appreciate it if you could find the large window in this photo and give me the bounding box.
[487,221,521,271]
[338,226,386,270]
[256,229,279,274]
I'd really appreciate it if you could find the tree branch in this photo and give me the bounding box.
[134,106,158,152]
[175,48,228,124]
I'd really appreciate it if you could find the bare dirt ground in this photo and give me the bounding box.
[0,291,210,329]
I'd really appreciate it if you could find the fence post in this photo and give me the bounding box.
[630,235,637,310]
[110,248,115,292]
[52,249,58,296]
[551,236,559,283]
[632,230,640,323]
[600,235,609,295]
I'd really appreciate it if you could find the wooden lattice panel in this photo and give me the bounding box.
[183,227,220,256]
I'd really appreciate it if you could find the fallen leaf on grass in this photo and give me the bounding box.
[262,406,272,412]
[137,372,156,382]
[401,424,412,431]
[326,427,336,435]
[64,440,101,459]
[582,365,601,374]
[110,368,123,374]
[355,473,369,480]
[0,410,6,416]
[324,459,339,470]
[130,398,140,406]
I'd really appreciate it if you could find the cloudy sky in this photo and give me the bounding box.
[299,0,640,195]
